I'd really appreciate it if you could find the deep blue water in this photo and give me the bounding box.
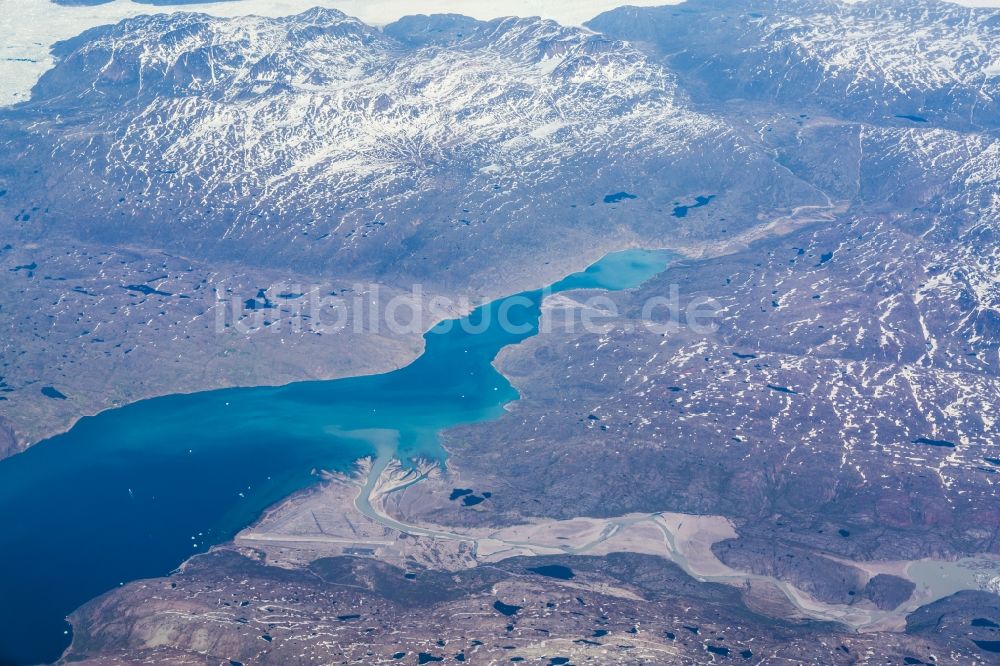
[0,248,672,665]
[671,194,715,218]
[602,191,637,204]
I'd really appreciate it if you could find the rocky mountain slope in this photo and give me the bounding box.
[1,1,999,664]
[0,7,826,451]
[1,7,820,280]
[588,0,1000,129]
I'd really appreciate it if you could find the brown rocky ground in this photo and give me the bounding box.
[64,549,990,665]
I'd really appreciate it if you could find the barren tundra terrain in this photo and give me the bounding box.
[0,0,998,664]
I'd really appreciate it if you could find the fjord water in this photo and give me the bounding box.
[0,248,671,665]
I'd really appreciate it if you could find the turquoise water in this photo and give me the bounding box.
[0,248,671,665]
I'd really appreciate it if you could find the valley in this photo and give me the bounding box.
[0,1,997,663]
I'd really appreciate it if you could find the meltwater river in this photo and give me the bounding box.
[0,249,672,665]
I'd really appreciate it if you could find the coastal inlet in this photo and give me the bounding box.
[0,248,673,665]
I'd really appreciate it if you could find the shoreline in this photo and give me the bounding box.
[337,455,1000,631]
[3,206,835,460]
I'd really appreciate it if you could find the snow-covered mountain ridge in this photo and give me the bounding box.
[0,1,996,459]
[589,0,1000,129]
[1,8,819,288]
